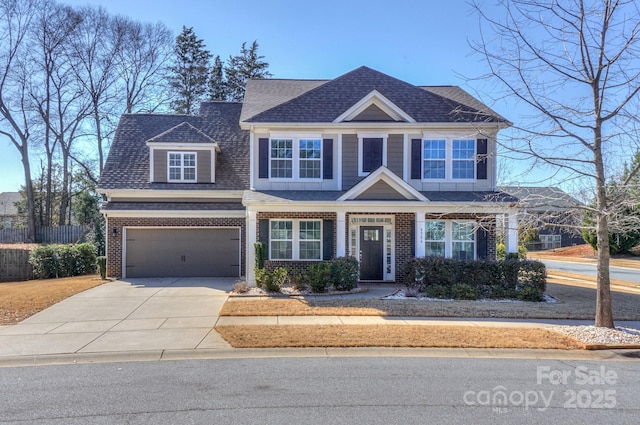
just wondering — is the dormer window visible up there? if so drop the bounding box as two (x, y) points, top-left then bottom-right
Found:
(168, 152), (197, 182)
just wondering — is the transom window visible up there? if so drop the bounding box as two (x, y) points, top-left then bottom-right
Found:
(270, 138), (322, 180)
(425, 220), (475, 260)
(422, 138), (476, 180)
(168, 152), (196, 182)
(270, 219), (322, 260)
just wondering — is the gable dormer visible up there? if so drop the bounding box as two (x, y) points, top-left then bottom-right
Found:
(333, 90), (416, 123)
(145, 122), (221, 184)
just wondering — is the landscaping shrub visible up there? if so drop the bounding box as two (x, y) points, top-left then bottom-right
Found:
(254, 242), (266, 269)
(497, 243), (527, 260)
(330, 256), (359, 291)
(97, 256), (107, 279)
(402, 256), (546, 301)
(254, 268), (268, 289)
(403, 257), (425, 296)
(308, 262), (331, 293)
(450, 283), (478, 300)
(264, 267), (288, 293)
(29, 243), (98, 279)
(233, 280), (251, 293)
(424, 284), (450, 299)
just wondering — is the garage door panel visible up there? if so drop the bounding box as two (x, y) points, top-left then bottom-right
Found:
(125, 228), (239, 278)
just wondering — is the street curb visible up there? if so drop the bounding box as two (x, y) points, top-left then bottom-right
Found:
(1, 346), (638, 368)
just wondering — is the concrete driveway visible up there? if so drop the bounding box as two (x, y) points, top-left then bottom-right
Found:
(0, 277), (235, 358)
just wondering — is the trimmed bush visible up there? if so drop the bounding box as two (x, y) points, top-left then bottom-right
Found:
(330, 256), (359, 291)
(97, 256), (107, 279)
(254, 268), (268, 289)
(402, 257), (546, 301)
(265, 267), (288, 293)
(308, 262), (331, 293)
(450, 283), (478, 300)
(424, 284), (450, 299)
(254, 242), (266, 269)
(29, 243), (98, 279)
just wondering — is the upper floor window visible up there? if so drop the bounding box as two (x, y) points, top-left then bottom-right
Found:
(168, 152), (196, 182)
(421, 138), (475, 180)
(452, 140), (475, 179)
(270, 138), (322, 180)
(423, 140), (446, 179)
(360, 137), (383, 174)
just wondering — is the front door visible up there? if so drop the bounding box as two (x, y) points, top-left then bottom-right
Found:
(360, 226), (384, 280)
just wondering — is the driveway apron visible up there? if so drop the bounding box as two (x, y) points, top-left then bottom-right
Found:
(0, 277), (235, 357)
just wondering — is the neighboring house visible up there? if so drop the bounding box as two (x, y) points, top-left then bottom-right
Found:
(98, 66), (519, 283)
(0, 192), (20, 229)
(499, 186), (585, 249)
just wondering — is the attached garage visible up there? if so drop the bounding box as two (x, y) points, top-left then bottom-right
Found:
(124, 228), (240, 278)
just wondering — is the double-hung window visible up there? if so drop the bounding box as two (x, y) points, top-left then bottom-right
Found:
(421, 138), (476, 180)
(423, 140), (446, 179)
(425, 221), (475, 260)
(168, 152), (196, 182)
(270, 219), (322, 260)
(452, 140), (475, 179)
(452, 222), (475, 260)
(425, 221), (446, 256)
(270, 138), (322, 179)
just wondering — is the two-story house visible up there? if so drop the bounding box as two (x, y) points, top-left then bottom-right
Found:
(98, 66), (519, 283)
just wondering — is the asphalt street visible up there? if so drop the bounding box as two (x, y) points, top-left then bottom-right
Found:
(541, 259), (640, 283)
(1, 356), (639, 424)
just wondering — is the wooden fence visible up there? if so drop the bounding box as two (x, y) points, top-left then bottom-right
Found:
(0, 249), (33, 282)
(0, 225), (88, 244)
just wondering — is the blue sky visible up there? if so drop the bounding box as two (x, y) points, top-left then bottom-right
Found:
(0, 0), (513, 193)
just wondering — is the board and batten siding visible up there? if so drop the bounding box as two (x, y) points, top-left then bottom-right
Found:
(152, 149), (211, 183)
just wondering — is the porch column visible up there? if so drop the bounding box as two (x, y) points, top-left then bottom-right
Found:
(415, 212), (425, 257)
(506, 209), (518, 253)
(336, 211), (346, 257)
(247, 210), (257, 284)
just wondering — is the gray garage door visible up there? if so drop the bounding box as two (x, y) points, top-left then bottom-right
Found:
(125, 228), (240, 278)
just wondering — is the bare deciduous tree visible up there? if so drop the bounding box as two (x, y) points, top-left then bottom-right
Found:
(472, 0), (640, 327)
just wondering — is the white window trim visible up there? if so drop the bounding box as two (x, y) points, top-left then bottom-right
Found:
(168, 151), (197, 182)
(424, 220), (476, 260)
(358, 133), (388, 176)
(420, 137), (477, 182)
(269, 219), (323, 261)
(268, 137), (323, 182)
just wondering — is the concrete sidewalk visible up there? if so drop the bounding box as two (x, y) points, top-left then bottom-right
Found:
(1, 279), (639, 366)
(0, 277), (235, 358)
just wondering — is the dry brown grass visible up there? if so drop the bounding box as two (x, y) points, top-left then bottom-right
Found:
(215, 325), (585, 349)
(0, 275), (107, 325)
(221, 299), (387, 316)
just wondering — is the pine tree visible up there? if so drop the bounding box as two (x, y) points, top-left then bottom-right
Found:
(208, 55), (227, 101)
(225, 40), (271, 102)
(169, 26), (212, 114)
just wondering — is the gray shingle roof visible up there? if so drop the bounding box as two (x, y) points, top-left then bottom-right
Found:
(146, 122), (217, 144)
(498, 186), (581, 210)
(244, 190), (517, 203)
(241, 66), (507, 124)
(103, 202), (245, 211)
(99, 102), (249, 191)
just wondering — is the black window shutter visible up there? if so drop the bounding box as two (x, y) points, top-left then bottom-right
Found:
(258, 138), (269, 178)
(411, 139), (422, 179)
(476, 228), (488, 260)
(323, 139), (333, 179)
(410, 219), (416, 257)
(323, 219), (334, 260)
(363, 138), (383, 172)
(259, 219), (270, 260)
(476, 138), (488, 180)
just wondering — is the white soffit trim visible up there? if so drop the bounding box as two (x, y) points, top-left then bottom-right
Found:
(98, 189), (246, 199)
(333, 90), (416, 124)
(337, 166), (428, 202)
